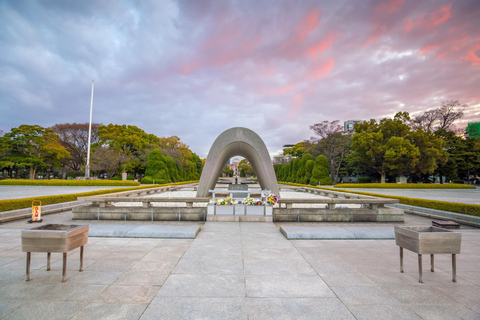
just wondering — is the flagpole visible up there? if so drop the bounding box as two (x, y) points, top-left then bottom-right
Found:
(85, 80), (94, 179)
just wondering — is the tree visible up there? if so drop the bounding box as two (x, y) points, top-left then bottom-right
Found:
(436, 100), (467, 131)
(434, 129), (463, 182)
(310, 155), (332, 185)
(309, 120), (343, 139)
(97, 124), (159, 176)
(1, 125), (70, 179)
(90, 146), (126, 178)
(409, 129), (447, 182)
(283, 142), (308, 157)
(51, 122), (101, 171)
(350, 115), (420, 183)
(143, 148), (170, 183)
(222, 165), (233, 177)
(238, 159), (254, 177)
(410, 100), (467, 132)
(309, 120), (351, 183)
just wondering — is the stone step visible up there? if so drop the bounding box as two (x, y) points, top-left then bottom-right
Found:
(280, 225), (396, 240)
(88, 224), (201, 238)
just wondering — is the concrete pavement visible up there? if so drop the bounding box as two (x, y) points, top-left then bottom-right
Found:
(0, 211), (479, 319)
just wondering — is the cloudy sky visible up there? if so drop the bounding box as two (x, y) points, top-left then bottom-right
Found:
(1, 0), (479, 158)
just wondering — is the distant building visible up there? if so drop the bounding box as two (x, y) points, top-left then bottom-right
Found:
(344, 120), (363, 133)
(228, 158), (240, 176)
(282, 144), (295, 151)
(466, 122), (480, 138)
(273, 155), (297, 165)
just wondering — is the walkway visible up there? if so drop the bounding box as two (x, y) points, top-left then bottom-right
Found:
(0, 185), (135, 201)
(332, 187), (480, 204)
(0, 214), (479, 319)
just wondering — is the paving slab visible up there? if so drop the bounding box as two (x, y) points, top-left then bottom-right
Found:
(280, 225), (395, 239)
(1, 214), (479, 319)
(88, 224), (201, 239)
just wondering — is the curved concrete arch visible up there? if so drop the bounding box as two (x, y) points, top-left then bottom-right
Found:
(196, 127), (279, 197)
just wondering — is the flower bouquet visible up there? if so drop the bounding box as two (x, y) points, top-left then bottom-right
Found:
(245, 197), (265, 206)
(214, 197), (234, 205)
(266, 194), (278, 206)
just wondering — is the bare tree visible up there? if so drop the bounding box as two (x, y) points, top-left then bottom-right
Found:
(411, 110), (439, 131)
(309, 120), (351, 183)
(410, 100), (467, 132)
(51, 123), (101, 171)
(309, 120), (344, 140)
(90, 146), (126, 178)
(436, 100), (467, 131)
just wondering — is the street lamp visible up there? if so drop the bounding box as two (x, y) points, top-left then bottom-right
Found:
(465, 131), (470, 185)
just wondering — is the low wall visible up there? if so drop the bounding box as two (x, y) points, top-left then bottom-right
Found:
(72, 184), (404, 223)
(273, 207), (404, 222)
(72, 206), (206, 221)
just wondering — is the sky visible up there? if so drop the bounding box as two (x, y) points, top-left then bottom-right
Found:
(1, 0), (479, 158)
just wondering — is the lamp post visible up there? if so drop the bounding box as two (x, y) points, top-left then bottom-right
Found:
(465, 131), (470, 185)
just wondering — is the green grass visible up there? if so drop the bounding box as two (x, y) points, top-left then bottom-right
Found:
(0, 180), (198, 212)
(333, 183), (475, 189)
(279, 182), (480, 217)
(0, 179), (140, 186)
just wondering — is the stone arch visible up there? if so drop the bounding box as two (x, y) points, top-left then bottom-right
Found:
(196, 127), (279, 197)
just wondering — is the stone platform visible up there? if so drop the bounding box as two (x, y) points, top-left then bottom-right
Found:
(280, 225), (396, 239)
(88, 224), (201, 238)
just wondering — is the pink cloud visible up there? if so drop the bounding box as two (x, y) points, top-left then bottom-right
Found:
(374, 0), (404, 14)
(460, 40), (480, 65)
(419, 44), (438, 55)
(281, 8), (321, 50)
(306, 32), (337, 60)
(428, 4), (452, 27)
(404, 3), (452, 33)
(288, 93), (304, 119)
(365, 0), (404, 46)
(307, 58), (335, 80)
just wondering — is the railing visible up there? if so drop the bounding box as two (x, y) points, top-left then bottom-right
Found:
(277, 198), (398, 209)
(77, 196), (210, 208)
(208, 189), (270, 200)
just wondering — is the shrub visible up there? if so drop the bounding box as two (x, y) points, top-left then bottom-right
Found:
(66, 171), (83, 179)
(358, 177), (372, 183)
(140, 176), (153, 184)
(311, 155), (331, 185)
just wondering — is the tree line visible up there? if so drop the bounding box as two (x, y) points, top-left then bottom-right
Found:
(276, 100), (479, 184)
(0, 123), (203, 182)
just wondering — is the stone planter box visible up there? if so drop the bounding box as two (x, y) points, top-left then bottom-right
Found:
(394, 226), (461, 283)
(246, 205), (264, 216)
(21, 224), (89, 282)
(214, 205), (235, 215)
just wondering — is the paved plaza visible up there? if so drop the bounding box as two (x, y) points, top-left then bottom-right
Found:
(0, 209), (479, 319)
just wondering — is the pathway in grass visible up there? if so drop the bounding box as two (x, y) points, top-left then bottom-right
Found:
(333, 187), (480, 205)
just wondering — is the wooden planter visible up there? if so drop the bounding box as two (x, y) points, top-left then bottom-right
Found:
(21, 224), (89, 282)
(394, 226), (461, 283)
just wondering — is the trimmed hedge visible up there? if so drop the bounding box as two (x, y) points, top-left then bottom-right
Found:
(0, 180), (199, 212)
(333, 183), (475, 189)
(0, 179), (140, 186)
(279, 182), (480, 217)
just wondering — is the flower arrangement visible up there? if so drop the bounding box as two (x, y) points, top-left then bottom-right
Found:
(244, 198), (265, 206)
(266, 194), (278, 206)
(214, 197), (234, 205)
